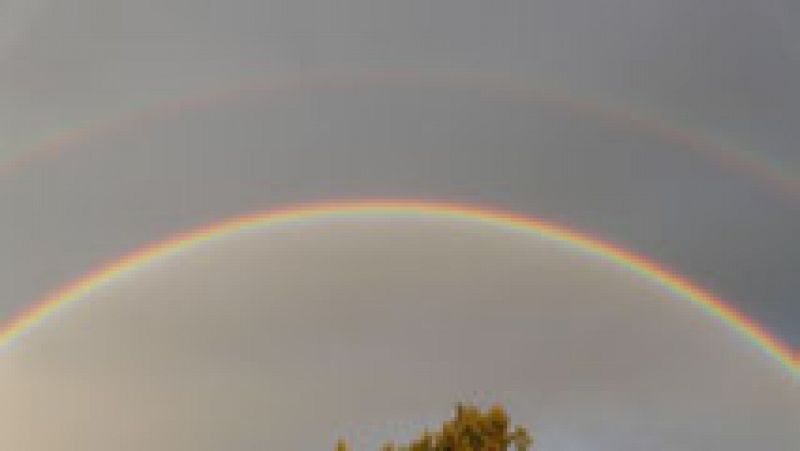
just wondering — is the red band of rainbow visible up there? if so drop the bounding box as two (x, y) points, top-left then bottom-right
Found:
(1, 199), (796, 377)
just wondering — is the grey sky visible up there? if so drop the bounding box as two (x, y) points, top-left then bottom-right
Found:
(0, 1), (797, 448)
(1, 220), (795, 449)
(1, 78), (797, 344)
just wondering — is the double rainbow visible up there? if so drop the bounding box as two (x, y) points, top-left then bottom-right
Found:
(1, 199), (796, 377)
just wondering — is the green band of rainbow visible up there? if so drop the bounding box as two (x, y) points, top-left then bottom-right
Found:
(1, 199), (796, 376)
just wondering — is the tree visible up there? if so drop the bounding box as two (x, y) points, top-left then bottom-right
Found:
(336, 403), (533, 450)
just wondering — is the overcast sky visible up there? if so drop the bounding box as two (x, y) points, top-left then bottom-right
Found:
(1, 220), (795, 449)
(0, 1), (797, 448)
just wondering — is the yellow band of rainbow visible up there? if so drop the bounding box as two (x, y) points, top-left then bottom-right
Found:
(1, 199), (796, 376)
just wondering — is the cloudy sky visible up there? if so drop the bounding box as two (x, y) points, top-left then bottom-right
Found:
(1, 219), (796, 449)
(0, 1), (797, 449)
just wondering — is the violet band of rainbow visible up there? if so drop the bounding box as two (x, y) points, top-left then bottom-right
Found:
(1, 199), (796, 377)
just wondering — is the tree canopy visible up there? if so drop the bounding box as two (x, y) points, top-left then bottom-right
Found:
(336, 403), (533, 451)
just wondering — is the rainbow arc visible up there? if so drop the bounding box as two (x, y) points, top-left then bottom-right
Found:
(1, 199), (795, 377)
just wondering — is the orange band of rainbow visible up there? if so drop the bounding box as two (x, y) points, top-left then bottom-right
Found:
(1, 199), (796, 377)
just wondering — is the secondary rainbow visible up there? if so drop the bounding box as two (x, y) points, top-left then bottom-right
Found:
(1, 199), (796, 377)
(1, 71), (797, 197)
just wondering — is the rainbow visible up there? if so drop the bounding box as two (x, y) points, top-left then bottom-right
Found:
(0, 199), (796, 377)
(1, 71), (797, 197)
